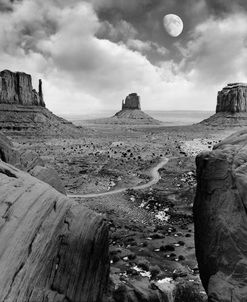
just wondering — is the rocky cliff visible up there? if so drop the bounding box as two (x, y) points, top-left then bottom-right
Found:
(0, 70), (45, 107)
(194, 129), (247, 301)
(0, 70), (83, 137)
(0, 160), (109, 302)
(0, 131), (66, 194)
(201, 83), (247, 126)
(122, 93), (141, 110)
(216, 83), (247, 113)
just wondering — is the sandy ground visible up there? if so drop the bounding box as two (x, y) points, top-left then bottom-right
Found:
(8, 122), (240, 299)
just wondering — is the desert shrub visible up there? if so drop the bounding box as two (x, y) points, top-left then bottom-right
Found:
(150, 265), (161, 279)
(137, 260), (150, 271)
(174, 283), (205, 302)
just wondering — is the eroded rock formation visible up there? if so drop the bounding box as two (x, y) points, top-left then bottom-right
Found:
(122, 93), (141, 110)
(0, 70), (45, 107)
(216, 83), (247, 113)
(0, 160), (109, 302)
(110, 93), (161, 124)
(201, 83), (247, 126)
(0, 70), (82, 136)
(194, 129), (247, 301)
(0, 132), (66, 194)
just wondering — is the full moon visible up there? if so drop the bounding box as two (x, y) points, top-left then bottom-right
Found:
(163, 14), (183, 37)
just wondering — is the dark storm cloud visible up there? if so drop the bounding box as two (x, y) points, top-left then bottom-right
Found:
(1, 0), (247, 113)
(91, 0), (211, 63)
(0, 0), (15, 12)
(205, 0), (247, 15)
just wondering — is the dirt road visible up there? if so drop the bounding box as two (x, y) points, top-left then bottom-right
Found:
(68, 158), (169, 198)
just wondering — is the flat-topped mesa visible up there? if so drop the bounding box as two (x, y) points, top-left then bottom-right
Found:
(216, 82), (247, 113)
(122, 93), (141, 110)
(0, 70), (45, 107)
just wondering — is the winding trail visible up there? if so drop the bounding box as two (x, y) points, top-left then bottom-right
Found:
(68, 158), (169, 199)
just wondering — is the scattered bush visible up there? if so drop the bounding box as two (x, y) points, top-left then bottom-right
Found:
(160, 244), (175, 252)
(150, 265), (161, 279)
(174, 283), (205, 302)
(137, 260), (150, 271)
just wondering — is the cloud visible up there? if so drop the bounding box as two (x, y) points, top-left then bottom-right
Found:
(0, 0), (14, 12)
(0, 0), (247, 115)
(0, 0), (181, 114)
(177, 13), (247, 85)
(97, 20), (137, 43)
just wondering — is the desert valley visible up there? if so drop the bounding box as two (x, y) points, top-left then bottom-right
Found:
(0, 69), (247, 301)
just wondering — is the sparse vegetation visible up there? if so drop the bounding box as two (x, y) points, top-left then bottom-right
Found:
(174, 283), (205, 302)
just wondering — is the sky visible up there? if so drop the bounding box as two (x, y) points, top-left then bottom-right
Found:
(0, 0), (247, 115)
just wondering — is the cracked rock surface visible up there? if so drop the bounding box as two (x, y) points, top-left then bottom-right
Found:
(194, 129), (247, 302)
(0, 161), (109, 302)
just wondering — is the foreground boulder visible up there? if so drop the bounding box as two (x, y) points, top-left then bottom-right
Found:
(0, 160), (109, 302)
(0, 132), (20, 165)
(0, 132), (66, 194)
(194, 129), (247, 301)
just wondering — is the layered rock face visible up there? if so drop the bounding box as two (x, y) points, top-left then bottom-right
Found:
(216, 83), (247, 113)
(0, 132), (20, 165)
(0, 70), (45, 107)
(201, 83), (247, 126)
(0, 70), (82, 136)
(194, 129), (247, 301)
(109, 93), (161, 125)
(122, 93), (141, 110)
(0, 132), (66, 194)
(0, 160), (109, 302)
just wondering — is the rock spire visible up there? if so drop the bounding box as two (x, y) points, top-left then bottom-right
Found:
(0, 70), (45, 107)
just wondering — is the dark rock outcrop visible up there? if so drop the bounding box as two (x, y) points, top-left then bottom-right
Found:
(122, 93), (141, 110)
(201, 83), (247, 127)
(194, 129), (247, 301)
(0, 132), (66, 194)
(216, 83), (247, 113)
(0, 70), (45, 107)
(0, 160), (109, 302)
(30, 165), (66, 194)
(0, 132), (20, 165)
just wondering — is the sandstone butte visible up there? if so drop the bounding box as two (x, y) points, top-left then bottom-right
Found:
(194, 129), (247, 301)
(0, 70), (82, 136)
(113, 93), (161, 124)
(201, 83), (247, 126)
(0, 154), (109, 301)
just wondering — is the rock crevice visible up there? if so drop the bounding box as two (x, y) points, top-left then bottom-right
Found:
(0, 161), (109, 302)
(194, 129), (247, 301)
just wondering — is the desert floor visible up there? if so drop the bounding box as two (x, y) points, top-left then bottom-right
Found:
(9, 121), (239, 298)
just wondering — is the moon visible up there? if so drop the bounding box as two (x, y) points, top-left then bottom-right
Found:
(163, 14), (183, 37)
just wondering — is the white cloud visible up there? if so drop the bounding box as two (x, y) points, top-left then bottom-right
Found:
(0, 0), (247, 115)
(178, 13), (247, 85)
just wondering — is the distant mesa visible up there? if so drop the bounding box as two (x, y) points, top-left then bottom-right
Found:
(0, 70), (45, 107)
(121, 93), (141, 110)
(216, 83), (247, 113)
(201, 82), (247, 126)
(113, 93), (161, 125)
(0, 69), (82, 136)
